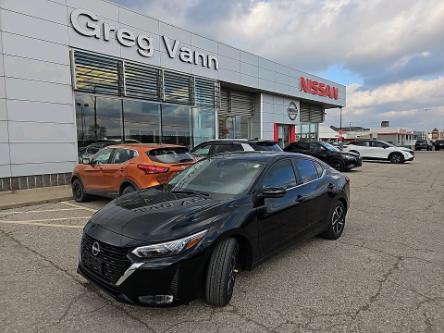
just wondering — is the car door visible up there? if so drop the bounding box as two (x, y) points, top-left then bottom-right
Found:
(101, 148), (138, 195)
(351, 141), (371, 157)
(370, 141), (390, 158)
(82, 148), (113, 192)
(293, 158), (328, 226)
(256, 159), (308, 255)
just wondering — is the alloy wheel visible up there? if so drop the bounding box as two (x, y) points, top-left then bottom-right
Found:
(391, 154), (402, 164)
(331, 205), (345, 234)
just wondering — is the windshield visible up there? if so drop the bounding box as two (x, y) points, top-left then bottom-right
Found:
(168, 159), (265, 195)
(319, 142), (340, 152)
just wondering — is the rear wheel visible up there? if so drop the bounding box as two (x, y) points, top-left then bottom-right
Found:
(72, 178), (90, 202)
(321, 201), (346, 240)
(121, 184), (136, 196)
(389, 152), (404, 164)
(205, 238), (239, 307)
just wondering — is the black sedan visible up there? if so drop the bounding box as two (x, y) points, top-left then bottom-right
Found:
(284, 141), (362, 171)
(78, 152), (350, 307)
(434, 140), (444, 151)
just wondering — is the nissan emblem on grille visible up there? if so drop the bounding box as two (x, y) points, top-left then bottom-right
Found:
(91, 241), (100, 256)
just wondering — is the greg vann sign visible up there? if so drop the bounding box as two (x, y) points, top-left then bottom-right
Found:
(70, 9), (219, 70)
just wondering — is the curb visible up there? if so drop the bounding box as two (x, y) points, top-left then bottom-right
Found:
(0, 196), (73, 211)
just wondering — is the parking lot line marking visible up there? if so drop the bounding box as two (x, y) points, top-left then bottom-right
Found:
(0, 217), (89, 223)
(62, 201), (98, 213)
(0, 220), (83, 229)
(0, 208), (83, 216)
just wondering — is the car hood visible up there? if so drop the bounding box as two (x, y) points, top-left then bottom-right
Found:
(86, 188), (233, 244)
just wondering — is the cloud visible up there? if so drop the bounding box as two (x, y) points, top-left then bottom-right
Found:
(326, 77), (444, 130)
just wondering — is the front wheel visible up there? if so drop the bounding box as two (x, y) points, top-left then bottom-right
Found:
(205, 238), (239, 307)
(72, 179), (90, 202)
(331, 159), (345, 172)
(321, 201), (346, 240)
(389, 152), (404, 164)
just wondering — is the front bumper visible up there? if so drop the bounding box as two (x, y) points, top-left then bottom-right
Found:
(78, 236), (211, 306)
(344, 157), (362, 170)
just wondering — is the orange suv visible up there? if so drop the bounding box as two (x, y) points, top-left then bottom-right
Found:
(71, 144), (195, 202)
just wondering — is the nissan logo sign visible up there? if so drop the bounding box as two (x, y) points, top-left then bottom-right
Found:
(91, 241), (100, 256)
(287, 102), (298, 121)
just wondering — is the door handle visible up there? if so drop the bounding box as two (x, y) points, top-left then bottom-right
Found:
(296, 195), (305, 203)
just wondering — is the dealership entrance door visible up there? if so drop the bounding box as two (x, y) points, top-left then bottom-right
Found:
(274, 124), (295, 148)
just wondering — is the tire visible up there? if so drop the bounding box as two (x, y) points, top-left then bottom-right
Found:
(205, 238), (239, 307)
(72, 178), (90, 202)
(121, 184), (136, 196)
(331, 159), (345, 172)
(321, 201), (346, 240)
(389, 152), (404, 164)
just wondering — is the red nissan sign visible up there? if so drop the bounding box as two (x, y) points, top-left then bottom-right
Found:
(299, 77), (339, 100)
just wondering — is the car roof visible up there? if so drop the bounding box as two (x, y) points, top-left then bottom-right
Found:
(210, 151), (315, 162)
(106, 143), (186, 150)
(196, 139), (277, 145)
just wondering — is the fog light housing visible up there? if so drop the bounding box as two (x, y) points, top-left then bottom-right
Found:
(138, 295), (174, 305)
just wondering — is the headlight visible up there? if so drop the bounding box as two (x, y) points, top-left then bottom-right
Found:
(132, 230), (207, 259)
(344, 155), (356, 160)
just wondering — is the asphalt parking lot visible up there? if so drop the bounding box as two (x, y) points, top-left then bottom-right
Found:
(1, 152), (443, 333)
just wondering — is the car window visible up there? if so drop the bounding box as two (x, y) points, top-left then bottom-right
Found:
(250, 142), (282, 152)
(295, 159), (319, 183)
(148, 147), (194, 164)
(92, 148), (113, 164)
(309, 142), (321, 150)
(314, 162), (324, 177)
(354, 141), (369, 147)
(262, 160), (297, 189)
(213, 144), (243, 154)
(192, 144), (211, 158)
(112, 149), (137, 164)
(371, 141), (386, 148)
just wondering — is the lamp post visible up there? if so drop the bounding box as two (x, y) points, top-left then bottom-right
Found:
(339, 107), (343, 147)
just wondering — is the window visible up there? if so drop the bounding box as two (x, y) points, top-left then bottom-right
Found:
(309, 142), (322, 150)
(263, 160), (297, 189)
(295, 159), (319, 183)
(123, 100), (161, 144)
(251, 142), (282, 152)
(192, 144), (211, 158)
(314, 162), (324, 177)
(161, 104), (192, 146)
(148, 147), (194, 164)
(213, 144), (243, 154)
(112, 149), (137, 164)
(371, 141), (387, 148)
(92, 148), (113, 164)
(354, 141), (369, 147)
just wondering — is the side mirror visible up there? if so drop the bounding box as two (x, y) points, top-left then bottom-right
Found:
(82, 157), (92, 164)
(262, 186), (287, 198)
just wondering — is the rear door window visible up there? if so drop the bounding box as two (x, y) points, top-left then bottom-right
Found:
(148, 147), (194, 164)
(212, 144), (243, 154)
(294, 159), (319, 183)
(112, 149), (137, 164)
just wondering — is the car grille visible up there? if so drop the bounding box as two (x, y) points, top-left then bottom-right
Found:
(80, 234), (131, 285)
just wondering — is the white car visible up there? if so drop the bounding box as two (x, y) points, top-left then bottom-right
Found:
(342, 140), (414, 164)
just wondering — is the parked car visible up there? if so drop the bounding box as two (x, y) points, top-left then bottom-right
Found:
(284, 141), (362, 171)
(71, 144), (195, 201)
(414, 140), (433, 151)
(78, 152), (350, 307)
(342, 140), (414, 163)
(190, 139), (282, 159)
(434, 140), (444, 151)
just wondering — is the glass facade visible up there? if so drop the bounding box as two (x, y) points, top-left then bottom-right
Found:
(73, 50), (217, 156)
(297, 123), (319, 141)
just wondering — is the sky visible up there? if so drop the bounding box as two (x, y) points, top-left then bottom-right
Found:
(112, 0), (444, 131)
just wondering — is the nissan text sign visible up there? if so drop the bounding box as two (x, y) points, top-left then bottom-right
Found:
(299, 77), (339, 100)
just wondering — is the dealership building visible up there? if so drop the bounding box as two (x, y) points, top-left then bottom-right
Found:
(0, 0), (346, 191)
